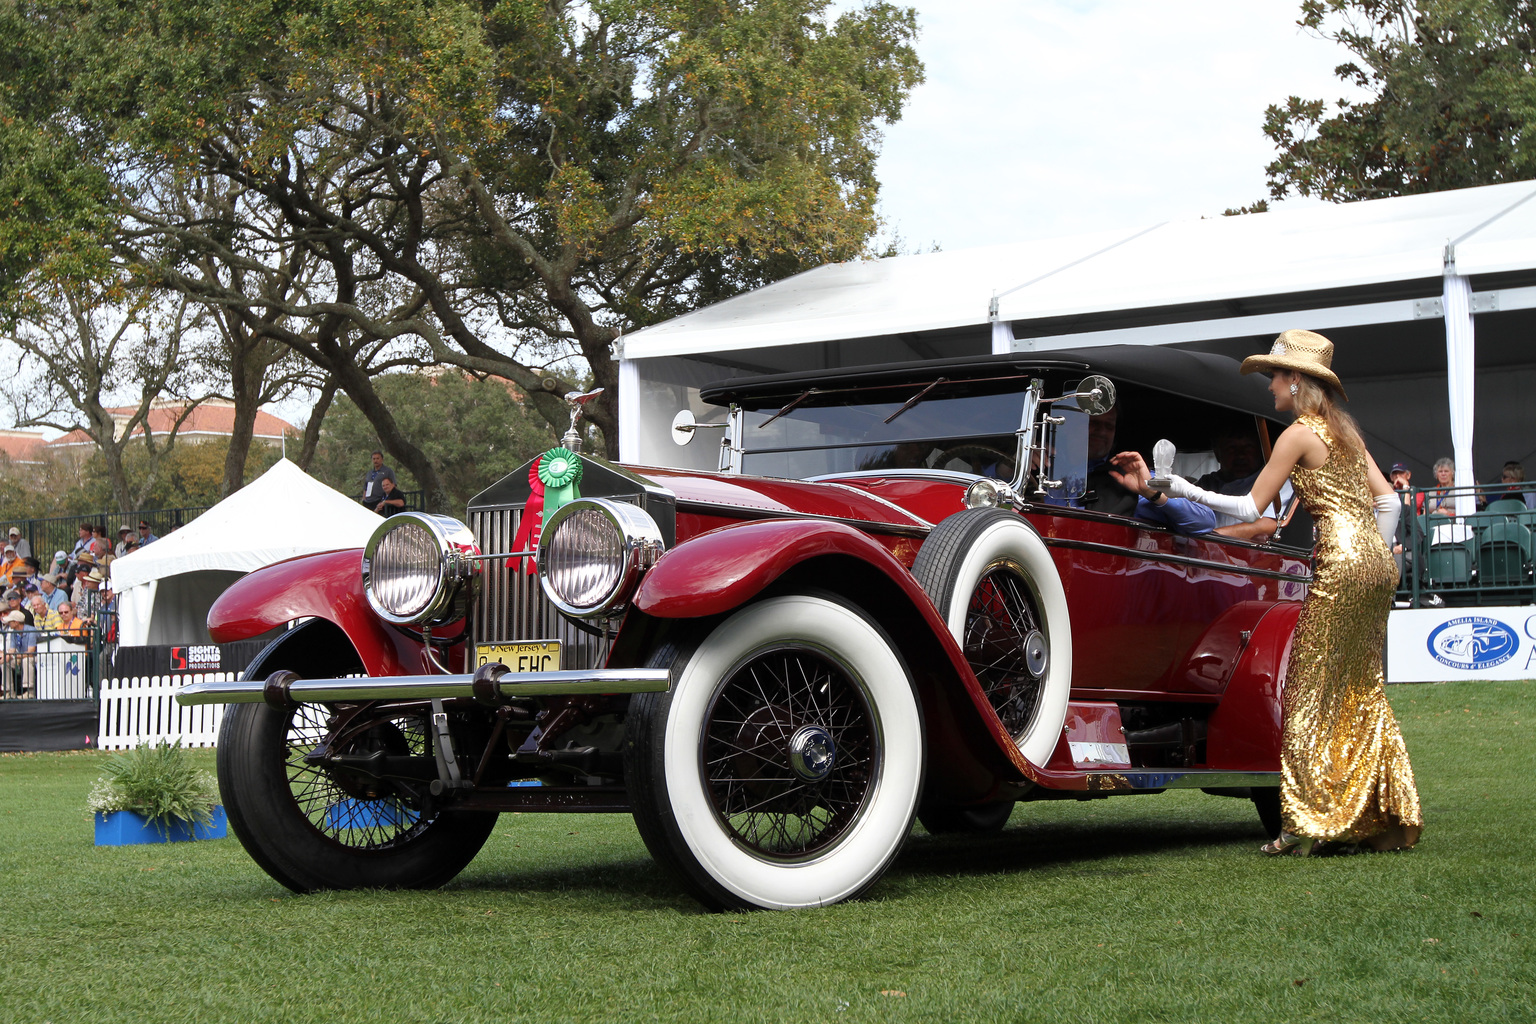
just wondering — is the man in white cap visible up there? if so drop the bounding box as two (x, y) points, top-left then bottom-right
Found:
(2, 608), (37, 698)
(114, 525), (134, 558)
(36, 573), (66, 613)
(7, 527), (30, 561)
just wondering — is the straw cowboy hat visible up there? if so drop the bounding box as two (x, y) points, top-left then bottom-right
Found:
(1240, 329), (1347, 400)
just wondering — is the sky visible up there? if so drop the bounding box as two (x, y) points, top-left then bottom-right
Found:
(865, 0), (1360, 251)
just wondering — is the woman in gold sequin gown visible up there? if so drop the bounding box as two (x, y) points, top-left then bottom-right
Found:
(1168, 330), (1423, 855)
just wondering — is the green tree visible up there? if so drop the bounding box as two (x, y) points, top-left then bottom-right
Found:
(1, 0), (924, 503)
(308, 370), (557, 510)
(1262, 1), (1536, 202)
(0, 277), (207, 514)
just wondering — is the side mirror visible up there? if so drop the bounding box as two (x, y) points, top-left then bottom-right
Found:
(1074, 375), (1116, 416)
(671, 409), (700, 447)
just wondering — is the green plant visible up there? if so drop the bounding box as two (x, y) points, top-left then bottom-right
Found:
(84, 740), (218, 834)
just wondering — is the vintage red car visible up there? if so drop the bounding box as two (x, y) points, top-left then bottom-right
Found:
(182, 345), (1313, 910)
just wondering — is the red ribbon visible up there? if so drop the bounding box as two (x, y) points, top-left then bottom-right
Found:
(508, 457), (545, 574)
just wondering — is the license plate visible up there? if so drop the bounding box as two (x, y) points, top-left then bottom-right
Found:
(475, 641), (561, 674)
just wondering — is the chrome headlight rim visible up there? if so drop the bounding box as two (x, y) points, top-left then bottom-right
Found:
(537, 498), (665, 619)
(362, 512), (479, 627)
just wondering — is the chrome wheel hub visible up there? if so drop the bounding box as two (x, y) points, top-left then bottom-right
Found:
(787, 725), (837, 782)
(1022, 628), (1048, 679)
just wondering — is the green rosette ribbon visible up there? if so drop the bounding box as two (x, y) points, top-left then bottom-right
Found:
(538, 447), (583, 515)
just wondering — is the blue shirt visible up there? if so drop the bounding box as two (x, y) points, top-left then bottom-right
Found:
(1134, 496), (1218, 535)
(8, 625), (37, 654)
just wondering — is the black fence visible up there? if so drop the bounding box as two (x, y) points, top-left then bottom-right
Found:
(3, 628), (103, 701)
(0, 626), (277, 704)
(1398, 482), (1536, 608)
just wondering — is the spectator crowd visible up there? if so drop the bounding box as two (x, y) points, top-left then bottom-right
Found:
(1, 519), (158, 698)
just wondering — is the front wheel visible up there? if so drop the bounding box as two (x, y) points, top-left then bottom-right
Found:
(626, 594), (925, 911)
(217, 701), (497, 893)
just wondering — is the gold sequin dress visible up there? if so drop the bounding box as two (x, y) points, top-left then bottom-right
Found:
(1282, 414), (1422, 846)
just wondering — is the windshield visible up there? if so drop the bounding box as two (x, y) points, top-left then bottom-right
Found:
(737, 377), (1035, 479)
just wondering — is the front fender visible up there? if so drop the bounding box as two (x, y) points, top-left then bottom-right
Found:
(631, 517), (1044, 789)
(207, 548), (426, 678)
(634, 519), (922, 619)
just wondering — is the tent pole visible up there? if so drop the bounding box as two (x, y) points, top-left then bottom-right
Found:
(1442, 247), (1477, 517)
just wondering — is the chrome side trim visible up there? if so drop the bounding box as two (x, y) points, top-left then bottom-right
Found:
(674, 499), (931, 538)
(1043, 536), (1312, 584)
(1083, 770), (1280, 791)
(176, 668), (672, 706)
(807, 469), (981, 485)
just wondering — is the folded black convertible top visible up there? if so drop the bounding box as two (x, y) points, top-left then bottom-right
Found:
(699, 344), (1278, 422)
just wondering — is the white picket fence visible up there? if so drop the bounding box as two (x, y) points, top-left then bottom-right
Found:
(97, 674), (230, 750)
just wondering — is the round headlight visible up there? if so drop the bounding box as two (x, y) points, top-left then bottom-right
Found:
(537, 498), (664, 618)
(362, 513), (479, 626)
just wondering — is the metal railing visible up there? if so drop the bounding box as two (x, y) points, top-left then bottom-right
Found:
(1397, 482), (1536, 608)
(3, 626), (105, 701)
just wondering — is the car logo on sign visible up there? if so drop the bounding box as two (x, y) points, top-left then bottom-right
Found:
(1426, 616), (1519, 670)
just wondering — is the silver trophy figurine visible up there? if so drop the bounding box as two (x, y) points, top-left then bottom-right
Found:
(1149, 439), (1176, 490)
(560, 388), (604, 454)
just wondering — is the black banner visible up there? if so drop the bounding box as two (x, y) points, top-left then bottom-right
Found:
(110, 641), (270, 679)
(0, 701), (97, 752)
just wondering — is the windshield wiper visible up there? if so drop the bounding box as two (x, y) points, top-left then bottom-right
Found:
(759, 389), (817, 429)
(883, 377), (948, 424)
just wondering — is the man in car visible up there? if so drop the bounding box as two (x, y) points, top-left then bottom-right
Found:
(1196, 425), (1289, 542)
(1085, 406), (1138, 515)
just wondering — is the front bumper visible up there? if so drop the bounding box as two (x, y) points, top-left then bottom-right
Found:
(176, 666), (672, 707)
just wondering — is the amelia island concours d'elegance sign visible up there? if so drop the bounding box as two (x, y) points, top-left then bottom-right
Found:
(1387, 607), (1536, 682)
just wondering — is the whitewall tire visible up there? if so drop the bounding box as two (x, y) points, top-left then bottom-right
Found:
(626, 594), (924, 911)
(910, 508), (1072, 769)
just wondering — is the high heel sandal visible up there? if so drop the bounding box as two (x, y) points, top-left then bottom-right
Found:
(1259, 831), (1315, 857)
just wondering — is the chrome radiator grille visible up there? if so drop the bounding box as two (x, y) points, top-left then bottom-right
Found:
(469, 505), (613, 671)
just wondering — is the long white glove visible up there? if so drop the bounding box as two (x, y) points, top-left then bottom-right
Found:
(1374, 493), (1400, 548)
(1163, 475), (1261, 523)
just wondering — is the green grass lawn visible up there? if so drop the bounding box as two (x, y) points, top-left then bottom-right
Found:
(0, 679), (1531, 1023)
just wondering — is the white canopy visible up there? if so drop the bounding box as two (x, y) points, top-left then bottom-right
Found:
(113, 459), (383, 646)
(618, 180), (1536, 489)
(621, 180), (1536, 360)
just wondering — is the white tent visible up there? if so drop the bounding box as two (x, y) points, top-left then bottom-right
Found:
(617, 180), (1536, 495)
(111, 459), (384, 646)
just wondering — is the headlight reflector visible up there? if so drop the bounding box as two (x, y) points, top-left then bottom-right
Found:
(362, 513), (478, 625)
(538, 498), (664, 618)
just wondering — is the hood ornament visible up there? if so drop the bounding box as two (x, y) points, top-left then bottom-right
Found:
(561, 388), (604, 454)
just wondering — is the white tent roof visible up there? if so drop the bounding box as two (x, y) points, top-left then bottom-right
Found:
(621, 179), (1536, 359)
(110, 459), (382, 592)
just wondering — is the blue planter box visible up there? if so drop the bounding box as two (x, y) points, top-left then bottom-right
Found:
(323, 799), (416, 830)
(94, 807), (228, 846)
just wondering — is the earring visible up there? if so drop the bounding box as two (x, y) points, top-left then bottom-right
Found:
(1289, 381), (1298, 397)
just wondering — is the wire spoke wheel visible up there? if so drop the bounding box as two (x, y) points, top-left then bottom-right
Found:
(701, 646), (876, 859)
(218, 694), (497, 893)
(282, 704), (428, 850)
(910, 508), (1071, 769)
(964, 562), (1048, 741)
(626, 593), (924, 910)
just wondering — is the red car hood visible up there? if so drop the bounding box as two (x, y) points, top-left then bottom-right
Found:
(631, 467), (939, 534)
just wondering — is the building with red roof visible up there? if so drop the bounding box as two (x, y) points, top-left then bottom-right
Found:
(46, 400), (297, 451)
